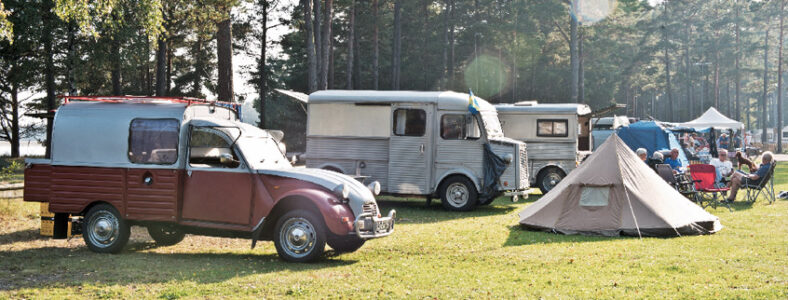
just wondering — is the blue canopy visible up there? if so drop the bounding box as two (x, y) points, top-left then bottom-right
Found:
(616, 121), (688, 166)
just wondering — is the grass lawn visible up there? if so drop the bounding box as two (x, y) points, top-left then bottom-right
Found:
(1, 168), (786, 299)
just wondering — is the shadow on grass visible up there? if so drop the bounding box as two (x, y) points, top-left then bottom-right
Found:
(374, 195), (524, 224)
(0, 228), (46, 246)
(0, 244), (357, 291)
(502, 225), (630, 247)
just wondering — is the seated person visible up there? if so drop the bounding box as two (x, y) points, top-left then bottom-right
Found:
(710, 149), (734, 188)
(636, 148), (648, 162)
(725, 151), (774, 202)
(664, 148), (683, 173)
(647, 152), (664, 172)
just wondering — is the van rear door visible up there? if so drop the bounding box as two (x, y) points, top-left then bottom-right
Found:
(388, 104), (433, 194)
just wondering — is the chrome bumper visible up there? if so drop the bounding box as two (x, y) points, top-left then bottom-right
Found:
(353, 209), (396, 239)
(504, 189), (533, 202)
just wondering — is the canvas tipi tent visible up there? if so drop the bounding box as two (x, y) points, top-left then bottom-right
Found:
(518, 134), (722, 237)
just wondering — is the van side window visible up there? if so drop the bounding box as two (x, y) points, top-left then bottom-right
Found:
(393, 109), (426, 136)
(441, 114), (481, 140)
(189, 127), (240, 168)
(128, 119), (180, 164)
(537, 119), (569, 137)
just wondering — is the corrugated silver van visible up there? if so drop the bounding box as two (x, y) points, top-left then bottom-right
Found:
(495, 102), (592, 194)
(304, 90), (530, 211)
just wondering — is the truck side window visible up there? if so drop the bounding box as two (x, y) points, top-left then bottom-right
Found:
(441, 114), (481, 140)
(537, 119), (569, 137)
(189, 127), (240, 168)
(393, 109), (426, 136)
(128, 119), (180, 164)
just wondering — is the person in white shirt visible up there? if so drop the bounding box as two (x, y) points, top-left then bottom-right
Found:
(710, 149), (733, 188)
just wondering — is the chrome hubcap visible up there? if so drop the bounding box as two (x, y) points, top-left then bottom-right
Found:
(447, 182), (469, 207)
(88, 211), (119, 248)
(542, 173), (563, 192)
(280, 217), (316, 258)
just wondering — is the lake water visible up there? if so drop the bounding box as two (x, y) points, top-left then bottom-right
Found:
(0, 140), (46, 157)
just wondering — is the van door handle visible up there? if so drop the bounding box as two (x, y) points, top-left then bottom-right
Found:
(420, 144), (425, 153)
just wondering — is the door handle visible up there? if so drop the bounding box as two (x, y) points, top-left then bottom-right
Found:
(187, 170), (192, 177)
(420, 144), (425, 153)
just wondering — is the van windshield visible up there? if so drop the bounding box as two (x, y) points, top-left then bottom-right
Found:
(235, 124), (292, 169)
(480, 111), (505, 139)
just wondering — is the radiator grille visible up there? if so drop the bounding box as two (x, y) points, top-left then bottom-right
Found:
(519, 144), (529, 189)
(362, 203), (378, 215)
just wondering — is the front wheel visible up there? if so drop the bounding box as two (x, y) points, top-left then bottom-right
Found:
(440, 176), (478, 211)
(83, 204), (130, 254)
(537, 168), (566, 194)
(147, 224), (186, 246)
(273, 209), (327, 262)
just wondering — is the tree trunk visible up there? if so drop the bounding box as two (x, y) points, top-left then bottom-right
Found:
(779, 0), (785, 152)
(329, 30), (335, 88)
(662, 2), (673, 122)
(66, 22), (76, 95)
(570, 4), (578, 103)
(578, 28), (584, 104)
(217, 16), (234, 102)
(735, 0), (742, 124)
(346, 0), (355, 89)
(512, 8), (518, 102)
(373, 0), (379, 89)
(193, 36), (204, 96)
(391, 0), (402, 90)
(166, 43), (173, 94)
(42, 0), (56, 159)
(321, 0), (333, 90)
(111, 36), (122, 95)
(763, 27), (770, 144)
(10, 81), (19, 158)
(448, 0), (455, 89)
(155, 37), (167, 96)
(353, 8), (361, 90)
(259, 0), (269, 128)
(313, 0), (322, 80)
(303, 0), (317, 92)
(686, 23), (693, 120)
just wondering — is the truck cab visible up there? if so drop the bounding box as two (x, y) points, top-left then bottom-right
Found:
(24, 98), (394, 262)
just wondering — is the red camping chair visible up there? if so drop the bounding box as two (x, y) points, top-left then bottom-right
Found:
(689, 164), (732, 212)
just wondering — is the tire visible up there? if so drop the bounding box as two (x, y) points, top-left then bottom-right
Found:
(440, 176), (478, 211)
(147, 224), (186, 246)
(273, 209), (327, 262)
(537, 168), (566, 194)
(328, 236), (366, 253)
(82, 204), (130, 254)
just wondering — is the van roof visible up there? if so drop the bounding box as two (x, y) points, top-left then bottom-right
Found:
(495, 103), (592, 115)
(308, 90), (495, 111)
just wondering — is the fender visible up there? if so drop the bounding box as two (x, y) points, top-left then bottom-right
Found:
(263, 187), (355, 237)
(433, 167), (482, 193)
(532, 162), (572, 184)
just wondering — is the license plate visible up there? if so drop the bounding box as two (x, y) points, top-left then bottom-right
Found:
(376, 220), (391, 232)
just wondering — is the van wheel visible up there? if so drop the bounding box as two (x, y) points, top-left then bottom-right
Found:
(274, 209), (326, 262)
(537, 168), (566, 194)
(328, 236), (366, 253)
(147, 224), (186, 246)
(83, 204), (130, 254)
(440, 176), (478, 211)
(322, 166), (343, 174)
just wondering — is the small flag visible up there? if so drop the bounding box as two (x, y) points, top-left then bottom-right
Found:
(468, 89), (480, 115)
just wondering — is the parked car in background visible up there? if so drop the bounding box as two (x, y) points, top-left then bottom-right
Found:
(24, 97), (394, 262)
(495, 101), (592, 194)
(591, 116), (630, 150)
(302, 90), (531, 211)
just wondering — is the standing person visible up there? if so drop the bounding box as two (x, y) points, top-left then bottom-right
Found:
(717, 133), (730, 150)
(664, 148), (683, 173)
(725, 151), (774, 202)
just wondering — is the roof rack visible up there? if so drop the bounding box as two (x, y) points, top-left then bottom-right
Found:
(61, 95), (241, 109)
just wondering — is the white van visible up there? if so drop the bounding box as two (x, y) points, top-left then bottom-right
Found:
(495, 102), (592, 194)
(303, 90), (530, 211)
(591, 116), (630, 150)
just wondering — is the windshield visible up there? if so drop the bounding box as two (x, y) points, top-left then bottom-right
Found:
(235, 124), (292, 169)
(480, 111), (505, 139)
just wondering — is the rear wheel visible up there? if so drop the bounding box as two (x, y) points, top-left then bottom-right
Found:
(537, 168), (566, 194)
(273, 209), (326, 262)
(147, 224), (186, 246)
(440, 176), (478, 211)
(83, 204), (130, 254)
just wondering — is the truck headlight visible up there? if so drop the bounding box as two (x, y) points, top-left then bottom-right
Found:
(333, 184), (349, 199)
(367, 181), (381, 195)
(503, 154), (514, 164)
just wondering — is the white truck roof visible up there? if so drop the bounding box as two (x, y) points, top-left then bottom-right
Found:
(308, 90), (496, 112)
(495, 102), (592, 115)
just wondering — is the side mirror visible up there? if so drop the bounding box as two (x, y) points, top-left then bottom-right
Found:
(220, 153), (236, 167)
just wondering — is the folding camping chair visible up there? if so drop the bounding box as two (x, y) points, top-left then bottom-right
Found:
(689, 164), (731, 212)
(742, 162), (777, 204)
(656, 164), (697, 201)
